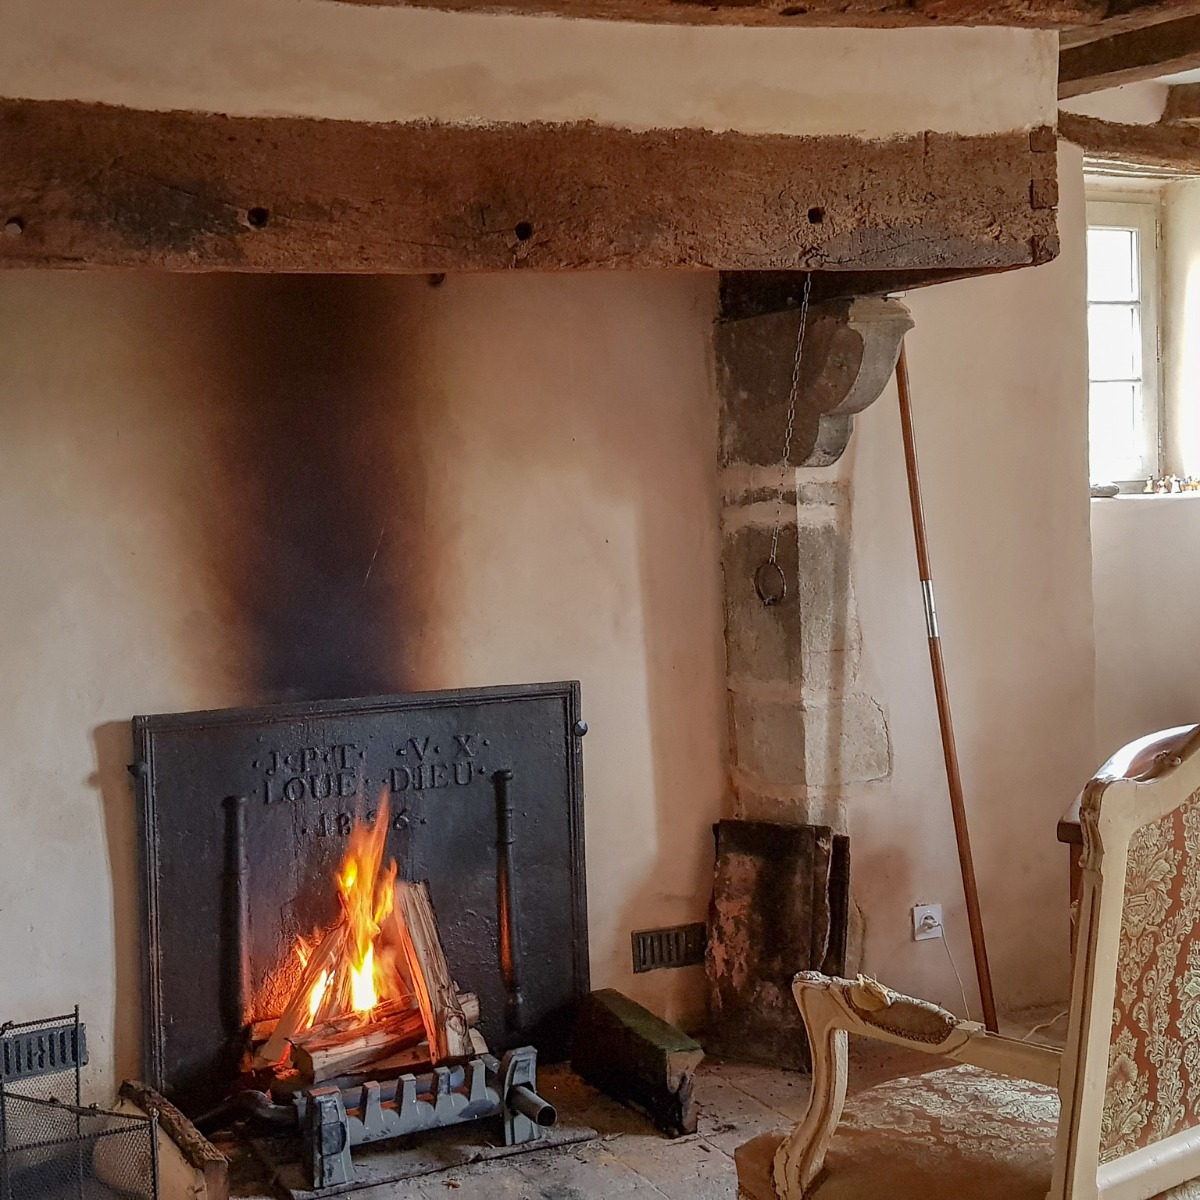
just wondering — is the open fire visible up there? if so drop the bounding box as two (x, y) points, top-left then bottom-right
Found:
(252, 797), (473, 1083)
(232, 793), (558, 1192)
(295, 799), (404, 1031)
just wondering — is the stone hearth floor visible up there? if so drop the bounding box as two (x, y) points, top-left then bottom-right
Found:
(323, 1058), (812, 1200)
(238, 1048), (938, 1200)
(235, 1008), (1067, 1200)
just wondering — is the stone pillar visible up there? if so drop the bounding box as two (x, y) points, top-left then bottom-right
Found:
(716, 295), (913, 831)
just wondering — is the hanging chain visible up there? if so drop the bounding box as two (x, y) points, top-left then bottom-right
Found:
(768, 272), (813, 565)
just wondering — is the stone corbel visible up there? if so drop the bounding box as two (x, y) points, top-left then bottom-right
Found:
(716, 295), (914, 468)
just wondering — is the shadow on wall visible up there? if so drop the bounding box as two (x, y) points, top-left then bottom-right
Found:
(189, 274), (447, 703)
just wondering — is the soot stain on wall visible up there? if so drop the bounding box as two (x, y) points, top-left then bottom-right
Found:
(194, 275), (439, 702)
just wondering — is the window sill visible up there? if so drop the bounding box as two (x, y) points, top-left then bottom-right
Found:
(1091, 491), (1200, 503)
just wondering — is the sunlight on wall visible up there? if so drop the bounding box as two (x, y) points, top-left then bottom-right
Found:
(1164, 180), (1200, 477)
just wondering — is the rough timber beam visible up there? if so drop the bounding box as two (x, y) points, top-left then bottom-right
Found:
(1058, 110), (1200, 171)
(327, 0), (1198, 28)
(1059, 13), (1200, 97)
(0, 99), (1059, 275)
(1060, 2), (1200, 45)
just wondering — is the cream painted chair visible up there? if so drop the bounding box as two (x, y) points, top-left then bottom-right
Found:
(773, 725), (1200, 1200)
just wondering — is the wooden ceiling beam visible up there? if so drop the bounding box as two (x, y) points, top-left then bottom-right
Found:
(327, 0), (1198, 29)
(1059, 13), (1200, 97)
(0, 99), (1058, 276)
(1058, 110), (1200, 170)
(1060, 1), (1200, 47)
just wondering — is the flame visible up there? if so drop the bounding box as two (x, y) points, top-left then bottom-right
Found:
(291, 798), (405, 1032)
(308, 969), (330, 1020)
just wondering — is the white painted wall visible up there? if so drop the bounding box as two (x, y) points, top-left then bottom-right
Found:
(830, 144), (1097, 1015)
(1092, 496), (1200, 758)
(1061, 80), (1168, 125)
(0, 0), (1054, 136)
(1091, 178), (1200, 761)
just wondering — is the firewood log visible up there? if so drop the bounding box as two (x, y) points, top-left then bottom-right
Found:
(253, 923), (346, 1068)
(390, 881), (472, 1061)
(289, 1008), (426, 1083)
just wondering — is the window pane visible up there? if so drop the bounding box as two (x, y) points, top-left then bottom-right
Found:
(1088, 227), (1139, 302)
(1089, 381), (1142, 482)
(1088, 303), (1141, 381)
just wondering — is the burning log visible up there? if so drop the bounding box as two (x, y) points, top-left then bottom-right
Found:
(392, 880), (473, 1061)
(253, 923), (347, 1068)
(289, 1004), (425, 1083)
(247, 991), (478, 1055)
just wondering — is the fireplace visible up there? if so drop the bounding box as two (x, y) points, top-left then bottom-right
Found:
(128, 682), (589, 1187)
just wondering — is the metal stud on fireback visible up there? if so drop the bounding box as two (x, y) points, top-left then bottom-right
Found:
(754, 272), (812, 608)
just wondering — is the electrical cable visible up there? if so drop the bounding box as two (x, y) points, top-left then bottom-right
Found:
(1021, 1009), (1070, 1043)
(926, 917), (972, 1022)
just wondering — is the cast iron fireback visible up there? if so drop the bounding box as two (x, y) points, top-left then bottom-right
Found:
(131, 682), (588, 1113)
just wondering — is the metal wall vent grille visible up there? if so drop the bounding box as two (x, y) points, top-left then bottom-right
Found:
(631, 923), (707, 974)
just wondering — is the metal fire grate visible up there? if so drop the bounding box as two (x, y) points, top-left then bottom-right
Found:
(0, 1012), (157, 1200)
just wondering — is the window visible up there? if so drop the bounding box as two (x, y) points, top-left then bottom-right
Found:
(1086, 197), (1161, 485)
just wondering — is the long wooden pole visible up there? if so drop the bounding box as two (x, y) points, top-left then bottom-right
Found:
(894, 342), (999, 1034)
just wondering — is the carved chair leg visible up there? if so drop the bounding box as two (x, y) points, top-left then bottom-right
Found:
(773, 991), (849, 1199)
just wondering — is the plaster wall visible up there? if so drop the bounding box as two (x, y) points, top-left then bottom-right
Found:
(1090, 177), (1200, 761)
(828, 144), (1096, 1013)
(1060, 80), (1168, 124)
(0, 0), (1055, 136)
(1091, 496), (1200, 759)
(0, 270), (726, 1100)
(1162, 178), (1200, 478)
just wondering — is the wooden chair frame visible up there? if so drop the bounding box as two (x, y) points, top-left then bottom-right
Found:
(774, 725), (1200, 1200)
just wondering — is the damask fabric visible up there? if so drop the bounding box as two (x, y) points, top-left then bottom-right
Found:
(805, 1064), (1200, 1200)
(1104, 797), (1200, 1163)
(807, 1065), (1058, 1200)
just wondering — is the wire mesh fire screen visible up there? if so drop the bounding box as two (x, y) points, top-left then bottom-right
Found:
(0, 1013), (158, 1200)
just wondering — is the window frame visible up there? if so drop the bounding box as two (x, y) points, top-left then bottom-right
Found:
(1085, 192), (1162, 487)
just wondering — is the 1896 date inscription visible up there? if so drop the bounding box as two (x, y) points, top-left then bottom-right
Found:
(251, 733), (492, 838)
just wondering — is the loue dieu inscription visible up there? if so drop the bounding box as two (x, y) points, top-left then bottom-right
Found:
(253, 735), (496, 833)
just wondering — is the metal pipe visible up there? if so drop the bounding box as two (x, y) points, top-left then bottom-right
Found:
(222, 796), (252, 1039)
(508, 1085), (556, 1128)
(895, 343), (998, 1034)
(493, 770), (525, 1032)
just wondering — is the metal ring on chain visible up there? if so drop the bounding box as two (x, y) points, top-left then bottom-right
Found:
(754, 561), (788, 607)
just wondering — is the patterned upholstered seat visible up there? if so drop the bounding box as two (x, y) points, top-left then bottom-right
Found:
(810, 1065), (1057, 1200)
(773, 726), (1200, 1200)
(807, 1064), (1200, 1200)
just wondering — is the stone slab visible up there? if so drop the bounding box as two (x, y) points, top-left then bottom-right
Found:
(707, 821), (849, 1070)
(572, 989), (705, 1137)
(722, 515), (861, 693)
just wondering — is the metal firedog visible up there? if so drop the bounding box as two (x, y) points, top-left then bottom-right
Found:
(298, 1048), (554, 1189)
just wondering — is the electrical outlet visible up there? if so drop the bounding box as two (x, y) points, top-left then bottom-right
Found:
(912, 903), (943, 942)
